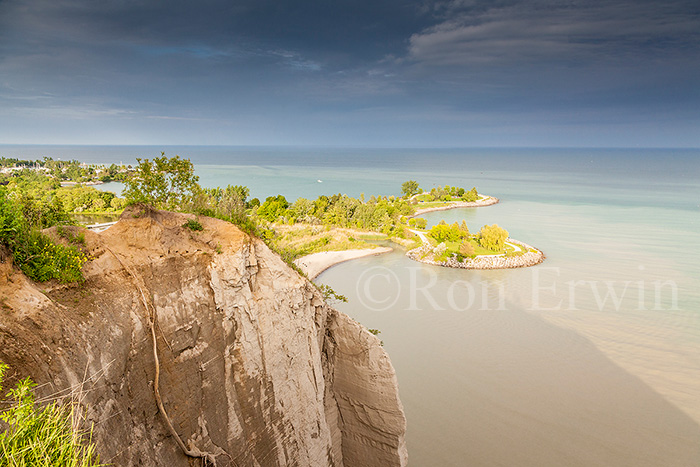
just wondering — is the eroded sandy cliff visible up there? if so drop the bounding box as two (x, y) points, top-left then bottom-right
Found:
(0, 205), (407, 466)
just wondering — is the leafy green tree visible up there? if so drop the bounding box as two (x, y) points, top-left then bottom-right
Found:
(478, 224), (509, 251)
(414, 218), (427, 229)
(256, 195), (289, 222)
(110, 197), (126, 210)
(401, 180), (420, 198)
(462, 187), (478, 202)
(18, 194), (73, 228)
(289, 198), (316, 223)
(196, 184), (250, 225)
(122, 153), (200, 210)
(55, 186), (119, 213)
(429, 222), (468, 243)
(321, 194), (359, 227)
(218, 185), (249, 224)
(64, 164), (84, 182)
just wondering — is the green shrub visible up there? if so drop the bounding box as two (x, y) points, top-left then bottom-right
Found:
(317, 284), (348, 305)
(11, 230), (88, 283)
(0, 188), (87, 283)
(459, 240), (476, 258)
(182, 219), (203, 231)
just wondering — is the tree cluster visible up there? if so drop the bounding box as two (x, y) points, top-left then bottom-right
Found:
(278, 193), (413, 234)
(407, 217), (427, 229)
(415, 184), (478, 202)
(429, 221), (470, 243)
(54, 185), (125, 213)
(0, 187), (87, 283)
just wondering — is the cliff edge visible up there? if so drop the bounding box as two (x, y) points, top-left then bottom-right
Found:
(0, 205), (407, 466)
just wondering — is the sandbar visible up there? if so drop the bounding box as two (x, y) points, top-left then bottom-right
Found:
(294, 247), (393, 279)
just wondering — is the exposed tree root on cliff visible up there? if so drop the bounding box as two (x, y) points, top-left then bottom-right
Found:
(105, 246), (218, 466)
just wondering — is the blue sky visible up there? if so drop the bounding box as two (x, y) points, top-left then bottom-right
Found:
(0, 0), (699, 147)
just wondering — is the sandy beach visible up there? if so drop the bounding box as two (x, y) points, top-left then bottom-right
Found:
(294, 247), (393, 279)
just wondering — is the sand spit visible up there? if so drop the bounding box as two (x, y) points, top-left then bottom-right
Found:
(295, 247), (393, 279)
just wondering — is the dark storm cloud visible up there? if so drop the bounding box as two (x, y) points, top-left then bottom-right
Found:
(0, 0), (698, 145)
(0, 0), (428, 64)
(407, 0), (700, 67)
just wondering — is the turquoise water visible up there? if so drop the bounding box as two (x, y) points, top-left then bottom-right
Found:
(313, 154), (700, 466)
(3, 145), (700, 465)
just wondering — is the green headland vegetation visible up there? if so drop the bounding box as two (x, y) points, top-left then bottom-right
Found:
(0, 153), (507, 279)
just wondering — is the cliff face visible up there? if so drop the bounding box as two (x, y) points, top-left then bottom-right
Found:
(0, 206), (407, 466)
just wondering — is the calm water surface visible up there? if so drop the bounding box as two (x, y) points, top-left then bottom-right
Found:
(316, 164), (700, 466)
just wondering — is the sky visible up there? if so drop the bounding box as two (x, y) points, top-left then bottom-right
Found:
(0, 0), (699, 147)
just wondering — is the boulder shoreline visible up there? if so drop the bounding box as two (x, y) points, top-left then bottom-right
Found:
(406, 238), (544, 270)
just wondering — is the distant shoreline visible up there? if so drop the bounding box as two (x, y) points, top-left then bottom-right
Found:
(294, 247), (393, 280)
(409, 195), (499, 217)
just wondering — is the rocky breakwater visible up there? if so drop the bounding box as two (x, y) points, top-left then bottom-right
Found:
(410, 195), (500, 217)
(0, 205), (407, 466)
(407, 238), (544, 270)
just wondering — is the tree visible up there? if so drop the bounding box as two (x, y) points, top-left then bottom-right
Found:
(401, 180), (420, 198)
(462, 187), (478, 202)
(289, 198), (316, 223)
(478, 224), (509, 251)
(123, 153), (200, 210)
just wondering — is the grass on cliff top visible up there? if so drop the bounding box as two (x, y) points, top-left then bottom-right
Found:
(0, 363), (101, 467)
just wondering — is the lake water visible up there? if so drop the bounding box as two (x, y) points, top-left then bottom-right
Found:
(2, 145), (699, 465)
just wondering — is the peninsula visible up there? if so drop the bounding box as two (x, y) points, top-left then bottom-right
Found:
(404, 220), (544, 270)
